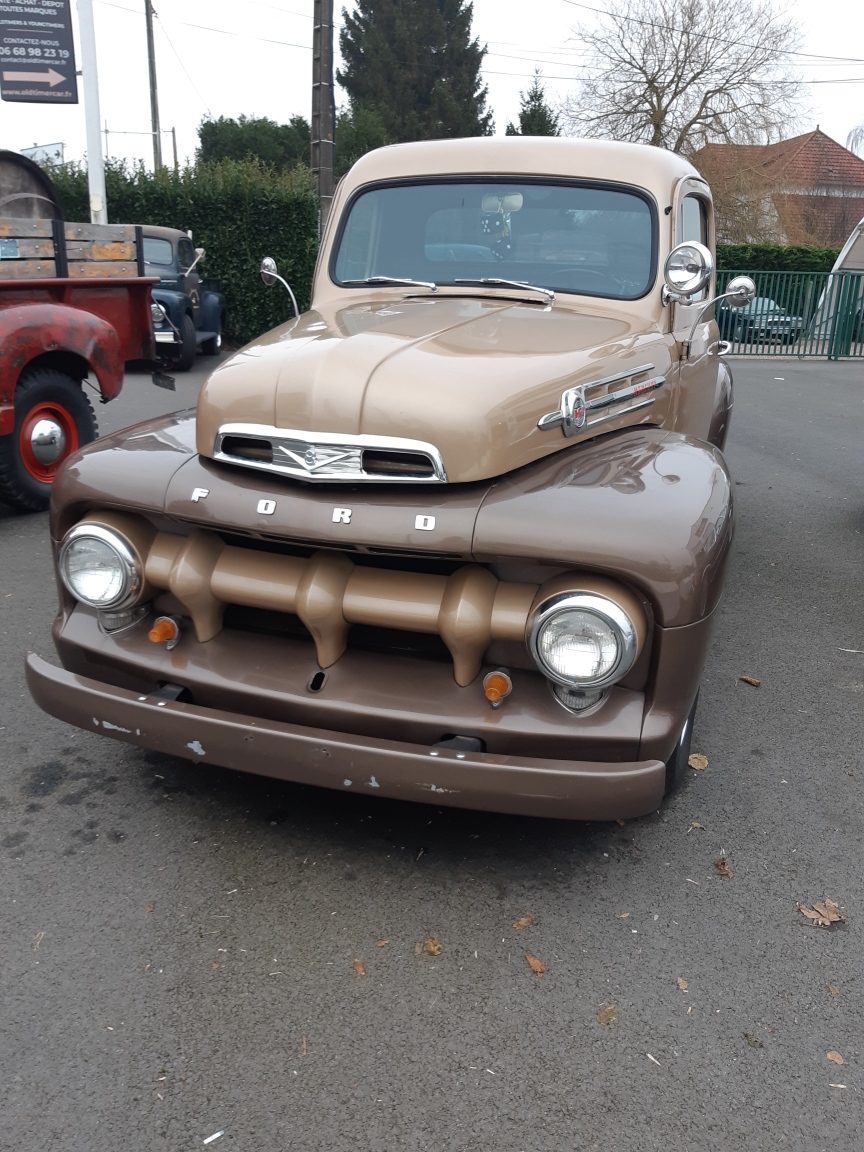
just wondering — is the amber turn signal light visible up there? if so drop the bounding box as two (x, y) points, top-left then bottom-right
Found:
(148, 616), (181, 648)
(483, 669), (512, 708)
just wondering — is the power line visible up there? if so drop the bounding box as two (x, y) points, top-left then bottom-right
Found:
(153, 11), (212, 115)
(555, 0), (864, 65)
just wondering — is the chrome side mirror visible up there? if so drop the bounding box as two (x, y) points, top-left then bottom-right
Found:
(259, 255), (299, 318)
(260, 255), (279, 287)
(662, 241), (714, 304)
(682, 274), (759, 360)
(723, 274), (757, 309)
(186, 247), (206, 275)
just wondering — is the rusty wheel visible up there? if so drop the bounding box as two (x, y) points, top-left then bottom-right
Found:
(0, 368), (97, 513)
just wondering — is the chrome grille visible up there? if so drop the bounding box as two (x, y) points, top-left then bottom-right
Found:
(213, 423), (447, 484)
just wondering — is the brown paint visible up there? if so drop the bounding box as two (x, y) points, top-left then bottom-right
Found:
(30, 138), (738, 819)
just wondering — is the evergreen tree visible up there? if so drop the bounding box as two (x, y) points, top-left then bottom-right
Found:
(337, 0), (492, 143)
(506, 71), (561, 137)
(335, 106), (391, 178)
(197, 115), (310, 170)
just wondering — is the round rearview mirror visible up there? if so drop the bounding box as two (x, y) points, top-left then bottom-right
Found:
(663, 241), (713, 298)
(260, 255), (278, 287)
(724, 274), (757, 309)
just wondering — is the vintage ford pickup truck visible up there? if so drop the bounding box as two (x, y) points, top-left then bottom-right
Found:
(26, 138), (756, 820)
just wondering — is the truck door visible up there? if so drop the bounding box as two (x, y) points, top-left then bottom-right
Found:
(178, 235), (201, 323)
(670, 181), (722, 441)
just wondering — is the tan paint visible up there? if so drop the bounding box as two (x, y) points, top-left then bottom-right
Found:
(194, 137), (722, 486)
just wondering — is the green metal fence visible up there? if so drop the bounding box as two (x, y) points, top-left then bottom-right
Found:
(715, 269), (864, 358)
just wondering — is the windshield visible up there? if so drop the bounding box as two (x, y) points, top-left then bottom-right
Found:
(333, 180), (656, 300)
(143, 237), (174, 267)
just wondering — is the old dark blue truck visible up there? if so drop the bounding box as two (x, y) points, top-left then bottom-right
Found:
(143, 226), (225, 371)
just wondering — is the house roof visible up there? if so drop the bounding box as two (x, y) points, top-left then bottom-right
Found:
(697, 130), (864, 189)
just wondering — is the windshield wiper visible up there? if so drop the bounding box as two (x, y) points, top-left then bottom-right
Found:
(454, 277), (555, 304)
(344, 275), (438, 291)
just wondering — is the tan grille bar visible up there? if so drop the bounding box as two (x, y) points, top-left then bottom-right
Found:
(123, 522), (536, 685)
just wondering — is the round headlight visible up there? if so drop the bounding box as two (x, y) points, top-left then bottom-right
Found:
(59, 525), (141, 609)
(151, 301), (167, 325)
(527, 593), (638, 689)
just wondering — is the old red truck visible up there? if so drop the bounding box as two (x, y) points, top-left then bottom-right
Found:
(0, 152), (164, 512)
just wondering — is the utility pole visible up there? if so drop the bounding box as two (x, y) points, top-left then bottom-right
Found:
(171, 127), (179, 174)
(77, 0), (108, 224)
(311, 0), (335, 228)
(144, 0), (163, 170)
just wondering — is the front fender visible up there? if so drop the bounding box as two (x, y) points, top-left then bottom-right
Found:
(198, 289), (225, 333)
(474, 427), (735, 629)
(0, 302), (123, 407)
(707, 359), (733, 451)
(151, 287), (189, 328)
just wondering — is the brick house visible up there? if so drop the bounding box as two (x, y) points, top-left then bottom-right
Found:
(695, 130), (864, 247)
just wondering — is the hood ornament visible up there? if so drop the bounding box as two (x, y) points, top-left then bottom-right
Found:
(538, 363), (665, 438)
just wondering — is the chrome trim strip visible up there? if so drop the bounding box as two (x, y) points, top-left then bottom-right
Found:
(538, 363), (664, 436)
(580, 396), (656, 431)
(213, 423), (447, 484)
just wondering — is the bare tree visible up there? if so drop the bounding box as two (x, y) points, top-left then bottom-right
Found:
(562, 0), (803, 156)
(848, 125), (864, 158)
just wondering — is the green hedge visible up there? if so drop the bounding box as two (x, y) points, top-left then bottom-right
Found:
(44, 158), (319, 346)
(717, 244), (840, 273)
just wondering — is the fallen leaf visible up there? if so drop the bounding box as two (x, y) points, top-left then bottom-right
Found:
(677, 977), (688, 991)
(146, 901), (155, 913)
(798, 898), (844, 928)
(616, 912), (630, 919)
(714, 856), (734, 878)
(739, 676), (761, 687)
(596, 1005), (617, 1025)
(376, 940), (389, 947)
(827, 1051), (844, 1065)
(513, 915), (534, 931)
(688, 753), (708, 771)
(301, 1034), (307, 1056)
(211, 962), (219, 970)
(526, 953), (546, 978)
(827, 982), (841, 996)
(745, 1033), (763, 1048)
(691, 822), (706, 830)
(615, 818), (626, 826)
(414, 942), (422, 955)
(353, 959), (366, 976)
(423, 936), (442, 956)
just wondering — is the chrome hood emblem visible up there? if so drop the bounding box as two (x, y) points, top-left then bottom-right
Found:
(213, 424), (447, 484)
(538, 363), (666, 438)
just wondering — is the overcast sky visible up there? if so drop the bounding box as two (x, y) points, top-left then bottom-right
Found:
(2, 0), (863, 168)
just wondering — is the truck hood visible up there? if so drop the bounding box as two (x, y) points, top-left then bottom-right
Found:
(196, 295), (674, 485)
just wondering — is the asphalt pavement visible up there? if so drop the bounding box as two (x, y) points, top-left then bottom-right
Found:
(1, 356), (862, 1151)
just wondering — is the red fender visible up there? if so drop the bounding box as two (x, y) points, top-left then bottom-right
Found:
(0, 302), (124, 432)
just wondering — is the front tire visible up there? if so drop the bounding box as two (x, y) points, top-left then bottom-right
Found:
(0, 368), (97, 513)
(664, 695), (698, 795)
(176, 313), (197, 372)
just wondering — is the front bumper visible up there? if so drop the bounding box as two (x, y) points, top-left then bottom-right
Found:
(26, 653), (665, 820)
